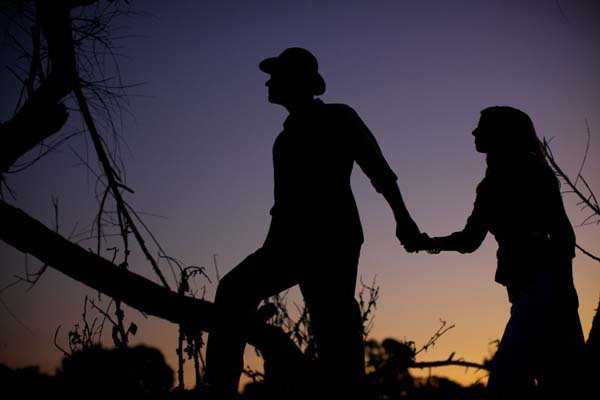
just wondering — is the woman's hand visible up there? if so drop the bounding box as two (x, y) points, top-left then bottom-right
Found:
(404, 232), (441, 254)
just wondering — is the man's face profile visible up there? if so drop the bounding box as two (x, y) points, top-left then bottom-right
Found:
(265, 72), (308, 106)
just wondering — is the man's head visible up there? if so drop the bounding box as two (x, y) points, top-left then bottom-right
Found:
(259, 47), (326, 106)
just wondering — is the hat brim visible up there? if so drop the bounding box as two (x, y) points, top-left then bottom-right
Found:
(259, 57), (278, 74)
(259, 57), (326, 96)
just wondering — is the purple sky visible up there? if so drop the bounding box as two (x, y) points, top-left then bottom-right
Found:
(1, 0), (599, 387)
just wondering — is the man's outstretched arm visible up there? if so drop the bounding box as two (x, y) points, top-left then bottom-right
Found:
(380, 182), (421, 249)
(344, 105), (421, 249)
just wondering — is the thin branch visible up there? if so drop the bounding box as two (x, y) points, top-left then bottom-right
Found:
(415, 319), (455, 356)
(73, 82), (170, 289)
(574, 120), (591, 186)
(0, 291), (36, 336)
(54, 325), (71, 357)
(543, 138), (599, 217)
(411, 359), (488, 371)
(577, 244), (600, 263)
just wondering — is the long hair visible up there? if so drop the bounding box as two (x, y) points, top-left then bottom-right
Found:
(481, 106), (559, 190)
(480, 106), (551, 166)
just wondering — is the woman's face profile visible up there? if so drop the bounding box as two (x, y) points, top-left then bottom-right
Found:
(472, 116), (492, 154)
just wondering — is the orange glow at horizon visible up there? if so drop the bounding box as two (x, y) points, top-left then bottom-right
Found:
(1, 0), (599, 393)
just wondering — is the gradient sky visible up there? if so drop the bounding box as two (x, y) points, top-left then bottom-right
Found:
(1, 0), (599, 388)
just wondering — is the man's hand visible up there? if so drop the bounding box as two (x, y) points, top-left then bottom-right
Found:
(396, 221), (421, 252)
(420, 233), (441, 254)
(398, 230), (440, 254)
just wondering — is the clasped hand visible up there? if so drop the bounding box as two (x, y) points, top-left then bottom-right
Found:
(399, 232), (440, 254)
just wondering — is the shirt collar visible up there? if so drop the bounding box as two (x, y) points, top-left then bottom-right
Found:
(283, 98), (324, 129)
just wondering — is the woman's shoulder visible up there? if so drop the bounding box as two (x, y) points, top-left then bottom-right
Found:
(488, 153), (554, 180)
(519, 153), (557, 186)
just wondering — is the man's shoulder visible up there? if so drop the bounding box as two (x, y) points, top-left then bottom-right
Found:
(321, 102), (354, 112)
(319, 102), (359, 120)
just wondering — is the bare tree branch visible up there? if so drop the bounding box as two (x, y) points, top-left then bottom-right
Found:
(411, 359), (487, 371)
(0, 199), (312, 372)
(0, 2), (77, 172)
(0, 199), (208, 328)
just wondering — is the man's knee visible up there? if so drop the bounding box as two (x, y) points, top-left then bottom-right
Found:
(215, 256), (258, 302)
(214, 272), (242, 303)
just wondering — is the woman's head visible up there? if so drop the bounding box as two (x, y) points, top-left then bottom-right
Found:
(472, 106), (545, 159)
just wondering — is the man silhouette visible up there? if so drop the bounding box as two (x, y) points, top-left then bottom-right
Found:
(205, 47), (420, 399)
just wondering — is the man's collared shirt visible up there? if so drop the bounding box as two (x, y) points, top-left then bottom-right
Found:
(268, 99), (398, 246)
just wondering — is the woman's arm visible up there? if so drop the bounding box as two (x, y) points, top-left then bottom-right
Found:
(430, 222), (487, 253)
(422, 179), (490, 254)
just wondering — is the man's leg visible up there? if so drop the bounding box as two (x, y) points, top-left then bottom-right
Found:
(299, 246), (365, 397)
(205, 247), (301, 399)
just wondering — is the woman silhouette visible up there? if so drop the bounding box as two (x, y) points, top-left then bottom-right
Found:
(416, 106), (585, 399)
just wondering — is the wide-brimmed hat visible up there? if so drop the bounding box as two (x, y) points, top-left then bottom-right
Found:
(259, 47), (326, 95)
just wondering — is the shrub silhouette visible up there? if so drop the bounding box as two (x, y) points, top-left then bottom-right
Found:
(56, 345), (174, 399)
(0, 364), (56, 398)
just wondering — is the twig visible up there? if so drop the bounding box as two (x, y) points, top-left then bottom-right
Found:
(577, 244), (600, 263)
(54, 325), (71, 357)
(411, 359), (487, 371)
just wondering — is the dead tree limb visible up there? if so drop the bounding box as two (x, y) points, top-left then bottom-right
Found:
(0, 199), (209, 328)
(0, 198), (312, 378)
(0, 2), (76, 172)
